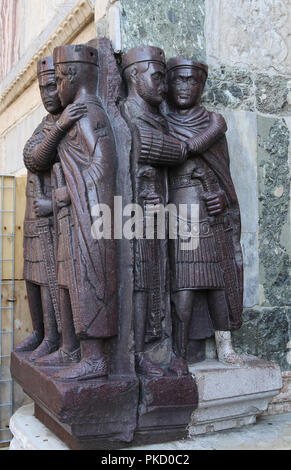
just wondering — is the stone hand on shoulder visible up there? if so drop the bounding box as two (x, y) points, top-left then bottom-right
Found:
(57, 103), (87, 132)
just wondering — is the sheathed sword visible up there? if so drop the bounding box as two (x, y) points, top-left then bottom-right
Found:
(52, 163), (79, 331)
(144, 198), (163, 342)
(34, 175), (61, 332)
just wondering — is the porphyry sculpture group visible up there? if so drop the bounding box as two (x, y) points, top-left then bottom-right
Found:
(11, 40), (244, 449)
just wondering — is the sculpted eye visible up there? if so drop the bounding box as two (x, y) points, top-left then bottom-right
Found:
(48, 84), (57, 92)
(152, 72), (163, 80)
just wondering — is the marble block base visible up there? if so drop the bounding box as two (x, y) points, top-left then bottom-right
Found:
(188, 356), (282, 435)
(9, 404), (68, 450)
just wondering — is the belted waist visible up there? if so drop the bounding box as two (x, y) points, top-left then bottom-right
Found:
(169, 172), (201, 190)
(171, 214), (232, 239)
(24, 217), (53, 237)
(169, 169), (215, 190)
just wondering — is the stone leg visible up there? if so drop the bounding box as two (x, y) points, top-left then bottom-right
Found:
(34, 287), (80, 366)
(29, 286), (59, 361)
(14, 281), (44, 352)
(134, 291), (165, 377)
(169, 290), (194, 375)
(171, 290), (194, 358)
(59, 287), (80, 352)
(206, 290), (244, 366)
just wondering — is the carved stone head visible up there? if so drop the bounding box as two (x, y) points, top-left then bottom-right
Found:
(37, 56), (62, 115)
(122, 45), (166, 106)
(166, 57), (208, 110)
(53, 44), (98, 107)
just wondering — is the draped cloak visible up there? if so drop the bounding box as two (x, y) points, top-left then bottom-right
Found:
(166, 106), (243, 330)
(57, 98), (117, 339)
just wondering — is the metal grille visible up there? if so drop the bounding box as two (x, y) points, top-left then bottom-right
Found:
(0, 175), (15, 446)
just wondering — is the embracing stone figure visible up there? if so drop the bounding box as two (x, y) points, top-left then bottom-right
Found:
(15, 57), (63, 361)
(121, 46), (189, 377)
(34, 44), (118, 381)
(165, 57), (244, 366)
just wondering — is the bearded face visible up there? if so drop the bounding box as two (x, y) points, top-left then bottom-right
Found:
(134, 62), (166, 107)
(55, 64), (78, 108)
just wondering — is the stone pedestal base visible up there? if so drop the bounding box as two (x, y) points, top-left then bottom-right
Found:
(11, 351), (198, 449)
(188, 356), (282, 435)
(10, 351), (281, 448)
(136, 375), (197, 442)
(10, 351), (139, 449)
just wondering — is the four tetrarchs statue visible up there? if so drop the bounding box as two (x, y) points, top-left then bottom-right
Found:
(12, 40), (244, 446)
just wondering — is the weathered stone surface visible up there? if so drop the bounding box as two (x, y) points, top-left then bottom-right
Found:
(10, 403), (69, 450)
(189, 357), (282, 435)
(255, 74), (291, 115)
(241, 232), (260, 308)
(95, 0), (110, 22)
(0, 0), (76, 93)
(121, 0), (205, 59)
(108, 2), (122, 52)
(215, 109), (260, 307)
(205, 0), (291, 75)
(265, 371), (291, 415)
(222, 110), (259, 234)
(11, 351), (140, 448)
(257, 116), (290, 307)
(0, 0), (21, 81)
(10, 403), (291, 450)
(202, 66), (255, 111)
(232, 307), (291, 370)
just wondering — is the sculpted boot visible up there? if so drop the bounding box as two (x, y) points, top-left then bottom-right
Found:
(168, 352), (189, 377)
(215, 331), (244, 366)
(34, 346), (81, 366)
(14, 330), (43, 353)
(52, 356), (108, 381)
(52, 340), (108, 381)
(135, 353), (165, 377)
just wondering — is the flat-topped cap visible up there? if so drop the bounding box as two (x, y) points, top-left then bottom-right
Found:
(53, 44), (98, 66)
(37, 56), (55, 76)
(122, 45), (165, 72)
(166, 57), (208, 77)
